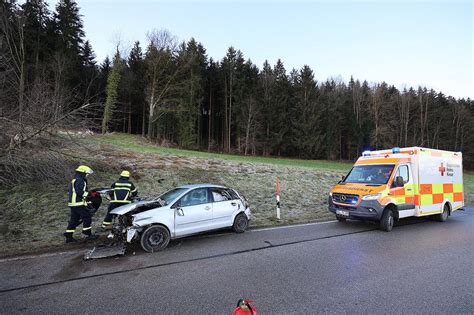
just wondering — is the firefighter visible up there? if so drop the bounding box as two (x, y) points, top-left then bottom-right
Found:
(64, 165), (99, 243)
(102, 170), (138, 229)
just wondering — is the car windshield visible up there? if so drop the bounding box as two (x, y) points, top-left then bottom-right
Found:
(158, 188), (188, 205)
(343, 164), (395, 185)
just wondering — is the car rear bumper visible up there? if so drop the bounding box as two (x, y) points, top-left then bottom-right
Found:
(328, 197), (383, 221)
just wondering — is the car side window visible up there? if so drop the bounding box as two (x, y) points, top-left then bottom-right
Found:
(394, 165), (409, 185)
(180, 188), (209, 207)
(227, 189), (239, 200)
(211, 188), (232, 202)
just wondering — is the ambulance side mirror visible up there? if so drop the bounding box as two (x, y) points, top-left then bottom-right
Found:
(394, 176), (404, 187)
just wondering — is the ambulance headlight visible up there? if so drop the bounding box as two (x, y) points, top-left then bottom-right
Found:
(362, 193), (382, 201)
(329, 192), (333, 197)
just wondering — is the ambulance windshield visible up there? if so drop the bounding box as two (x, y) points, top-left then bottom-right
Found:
(343, 164), (394, 185)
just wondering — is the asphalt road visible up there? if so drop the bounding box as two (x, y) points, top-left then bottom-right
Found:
(1, 207), (473, 314)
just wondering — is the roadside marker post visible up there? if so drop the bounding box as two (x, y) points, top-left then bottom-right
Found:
(276, 176), (281, 220)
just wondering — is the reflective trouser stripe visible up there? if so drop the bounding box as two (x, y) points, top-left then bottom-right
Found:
(82, 226), (91, 231)
(66, 229), (75, 233)
(102, 221), (112, 225)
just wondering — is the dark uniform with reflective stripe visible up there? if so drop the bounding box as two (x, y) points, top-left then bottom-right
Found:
(102, 177), (138, 227)
(65, 172), (93, 239)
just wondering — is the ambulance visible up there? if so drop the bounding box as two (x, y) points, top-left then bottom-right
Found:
(328, 147), (464, 231)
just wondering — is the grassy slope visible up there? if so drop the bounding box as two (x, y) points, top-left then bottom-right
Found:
(0, 133), (472, 256)
(89, 133), (351, 170)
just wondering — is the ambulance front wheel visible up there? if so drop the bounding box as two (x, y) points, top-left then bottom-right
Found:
(336, 216), (346, 222)
(380, 208), (394, 232)
(435, 204), (449, 222)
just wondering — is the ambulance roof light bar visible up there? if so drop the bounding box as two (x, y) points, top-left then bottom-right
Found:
(362, 151), (371, 157)
(392, 147), (400, 154)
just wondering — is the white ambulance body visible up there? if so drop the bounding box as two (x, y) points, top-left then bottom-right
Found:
(328, 147), (464, 231)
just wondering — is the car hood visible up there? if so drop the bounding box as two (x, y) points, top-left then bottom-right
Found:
(110, 200), (162, 215)
(332, 183), (387, 195)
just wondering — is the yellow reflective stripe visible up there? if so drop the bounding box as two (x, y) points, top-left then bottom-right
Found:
(102, 221), (112, 225)
(444, 193), (454, 202)
(131, 188), (137, 193)
(115, 183), (132, 187)
(420, 195), (432, 205)
(432, 184), (443, 194)
(69, 179), (87, 206)
(71, 179), (77, 204)
(420, 210), (442, 215)
(453, 184), (463, 193)
(113, 187), (131, 191)
(66, 229), (75, 233)
(82, 227), (91, 231)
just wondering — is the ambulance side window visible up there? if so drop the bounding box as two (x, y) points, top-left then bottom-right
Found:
(396, 165), (409, 184)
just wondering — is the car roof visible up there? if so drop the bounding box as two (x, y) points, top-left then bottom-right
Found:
(178, 183), (227, 189)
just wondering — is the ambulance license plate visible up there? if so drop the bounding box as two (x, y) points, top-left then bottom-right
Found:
(336, 210), (349, 217)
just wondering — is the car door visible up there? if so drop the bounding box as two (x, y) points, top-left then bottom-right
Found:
(174, 188), (213, 237)
(391, 164), (416, 219)
(210, 188), (241, 228)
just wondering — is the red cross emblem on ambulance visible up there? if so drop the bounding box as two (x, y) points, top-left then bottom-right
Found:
(438, 163), (446, 176)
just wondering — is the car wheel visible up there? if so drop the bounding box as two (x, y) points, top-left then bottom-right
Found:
(336, 216), (346, 222)
(233, 213), (249, 233)
(140, 225), (170, 253)
(380, 208), (394, 232)
(435, 204), (449, 222)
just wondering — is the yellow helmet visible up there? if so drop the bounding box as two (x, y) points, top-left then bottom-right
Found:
(120, 170), (130, 177)
(75, 165), (93, 174)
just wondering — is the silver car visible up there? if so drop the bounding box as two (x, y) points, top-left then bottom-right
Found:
(110, 184), (251, 252)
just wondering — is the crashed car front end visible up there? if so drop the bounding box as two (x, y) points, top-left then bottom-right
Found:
(109, 199), (169, 244)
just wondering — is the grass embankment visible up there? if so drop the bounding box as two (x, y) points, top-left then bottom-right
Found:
(0, 133), (351, 256)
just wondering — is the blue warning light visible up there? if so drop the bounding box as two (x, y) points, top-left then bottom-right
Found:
(392, 147), (401, 154)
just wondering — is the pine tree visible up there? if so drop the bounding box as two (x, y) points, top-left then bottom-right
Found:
(102, 50), (123, 133)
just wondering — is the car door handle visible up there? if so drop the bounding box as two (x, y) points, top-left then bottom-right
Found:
(231, 202), (237, 206)
(205, 206), (211, 210)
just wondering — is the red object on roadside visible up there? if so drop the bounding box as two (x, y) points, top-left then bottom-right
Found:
(233, 299), (257, 315)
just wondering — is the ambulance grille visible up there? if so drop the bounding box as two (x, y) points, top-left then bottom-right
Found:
(332, 193), (359, 205)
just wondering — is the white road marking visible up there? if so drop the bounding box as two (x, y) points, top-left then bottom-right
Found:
(251, 220), (337, 232)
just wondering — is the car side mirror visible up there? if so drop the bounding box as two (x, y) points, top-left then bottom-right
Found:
(171, 201), (180, 209)
(176, 208), (184, 216)
(395, 176), (404, 187)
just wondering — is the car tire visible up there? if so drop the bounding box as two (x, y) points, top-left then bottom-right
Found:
(435, 204), (449, 222)
(380, 208), (394, 232)
(140, 225), (171, 253)
(233, 213), (249, 233)
(336, 216), (346, 222)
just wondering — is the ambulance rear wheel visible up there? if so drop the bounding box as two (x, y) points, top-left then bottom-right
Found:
(435, 204), (449, 222)
(380, 208), (394, 232)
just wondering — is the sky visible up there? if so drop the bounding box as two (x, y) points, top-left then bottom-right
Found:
(51, 0), (473, 99)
